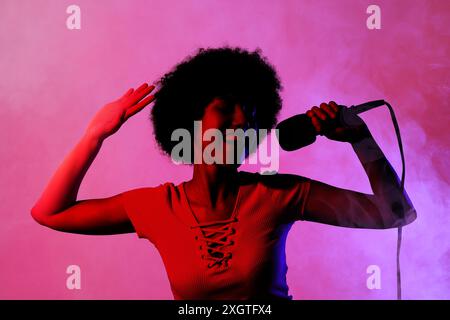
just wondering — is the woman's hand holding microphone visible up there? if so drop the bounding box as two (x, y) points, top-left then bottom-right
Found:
(306, 101), (371, 143)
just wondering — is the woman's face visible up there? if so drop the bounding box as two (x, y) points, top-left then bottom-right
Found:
(195, 97), (253, 166)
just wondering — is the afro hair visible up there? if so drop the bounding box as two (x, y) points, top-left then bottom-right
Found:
(150, 46), (283, 162)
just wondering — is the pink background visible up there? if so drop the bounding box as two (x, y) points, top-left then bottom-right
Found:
(1, 0), (449, 299)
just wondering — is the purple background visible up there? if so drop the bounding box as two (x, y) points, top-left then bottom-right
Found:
(0, 0), (449, 299)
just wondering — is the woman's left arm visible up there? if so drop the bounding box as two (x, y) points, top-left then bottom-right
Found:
(301, 101), (417, 229)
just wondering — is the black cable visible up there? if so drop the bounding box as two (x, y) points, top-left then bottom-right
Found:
(383, 101), (405, 300)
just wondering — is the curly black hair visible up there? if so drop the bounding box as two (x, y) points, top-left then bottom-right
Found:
(150, 46), (282, 163)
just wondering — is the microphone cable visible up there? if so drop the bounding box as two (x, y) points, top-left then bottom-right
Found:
(346, 99), (406, 299)
(383, 100), (405, 300)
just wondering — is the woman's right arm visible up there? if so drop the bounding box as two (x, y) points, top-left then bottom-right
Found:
(30, 83), (156, 235)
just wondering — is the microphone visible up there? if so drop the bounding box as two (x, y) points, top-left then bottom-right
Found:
(275, 100), (385, 151)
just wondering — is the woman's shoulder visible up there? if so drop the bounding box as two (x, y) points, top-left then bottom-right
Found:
(239, 170), (310, 190)
(118, 181), (176, 200)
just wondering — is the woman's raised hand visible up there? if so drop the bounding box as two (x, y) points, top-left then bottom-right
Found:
(85, 83), (156, 141)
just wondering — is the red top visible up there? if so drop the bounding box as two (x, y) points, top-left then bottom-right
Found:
(117, 171), (311, 300)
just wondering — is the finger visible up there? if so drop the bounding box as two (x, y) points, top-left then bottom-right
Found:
(135, 82), (149, 92)
(328, 101), (339, 112)
(124, 95), (155, 120)
(310, 116), (322, 134)
(307, 110), (323, 133)
(320, 103), (336, 119)
(128, 85), (155, 105)
(312, 106), (327, 120)
(121, 88), (134, 99)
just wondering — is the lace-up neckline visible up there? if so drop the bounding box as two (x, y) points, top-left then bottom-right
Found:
(191, 218), (236, 268)
(182, 181), (241, 269)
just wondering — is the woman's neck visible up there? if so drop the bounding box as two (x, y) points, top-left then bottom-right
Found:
(185, 164), (239, 210)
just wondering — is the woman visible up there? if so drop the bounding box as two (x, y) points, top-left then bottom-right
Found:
(31, 47), (416, 299)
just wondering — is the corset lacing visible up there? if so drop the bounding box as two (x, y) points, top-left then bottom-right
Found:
(191, 217), (237, 268)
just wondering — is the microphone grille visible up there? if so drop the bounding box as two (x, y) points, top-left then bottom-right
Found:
(275, 114), (317, 151)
